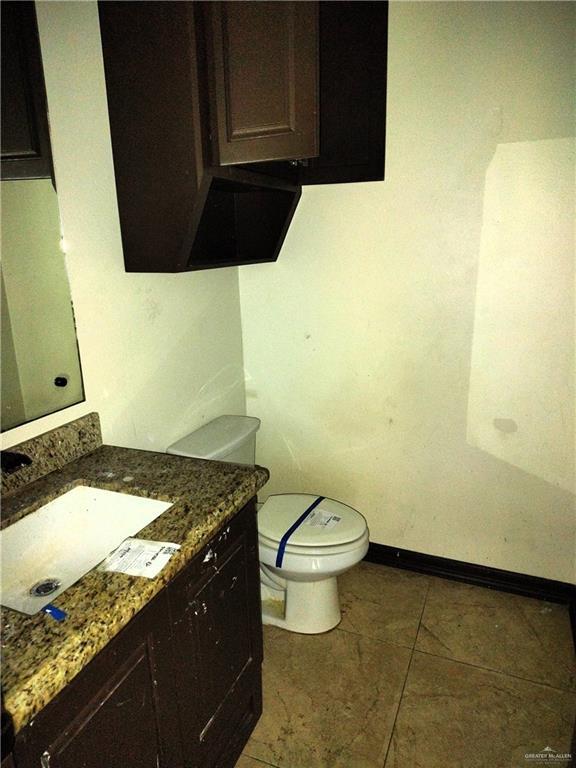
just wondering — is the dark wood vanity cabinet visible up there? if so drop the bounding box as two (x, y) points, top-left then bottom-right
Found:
(1, 1), (53, 180)
(11, 500), (262, 768)
(169, 501), (263, 768)
(13, 592), (182, 768)
(98, 1), (387, 273)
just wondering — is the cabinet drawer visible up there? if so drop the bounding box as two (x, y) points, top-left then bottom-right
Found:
(195, 498), (259, 581)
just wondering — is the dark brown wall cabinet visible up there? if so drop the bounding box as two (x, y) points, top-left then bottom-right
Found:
(11, 501), (262, 768)
(242, 1), (389, 187)
(206, 2), (319, 166)
(1, 2), (53, 180)
(98, 1), (302, 273)
(98, 1), (388, 273)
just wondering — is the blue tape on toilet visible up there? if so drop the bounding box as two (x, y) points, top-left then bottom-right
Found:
(275, 496), (325, 568)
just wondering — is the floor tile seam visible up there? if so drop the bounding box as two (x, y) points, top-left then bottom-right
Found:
(413, 647), (576, 695)
(381, 645), (417, 767)
(412, 576), (434, 651)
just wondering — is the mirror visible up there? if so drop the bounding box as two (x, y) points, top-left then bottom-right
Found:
(1, 178), (84, 431)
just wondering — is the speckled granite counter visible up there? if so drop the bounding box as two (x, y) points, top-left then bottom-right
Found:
(1, 413), (102, 496)
(1, 444), (269, 734)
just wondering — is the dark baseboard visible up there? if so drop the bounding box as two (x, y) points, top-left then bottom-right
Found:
(364, 542), (576, 643)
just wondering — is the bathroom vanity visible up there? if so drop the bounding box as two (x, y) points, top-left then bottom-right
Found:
(1, 419), (269, 768)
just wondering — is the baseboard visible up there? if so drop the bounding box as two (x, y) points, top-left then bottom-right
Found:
(364, 542), (576, 642)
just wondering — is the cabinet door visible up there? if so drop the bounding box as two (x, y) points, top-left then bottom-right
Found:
(14, 593), (182, 768)
(170, 502), (263, 768)
(300, 0), (388, 185)
(1, 1), (53, 180)
(206, 2), (319, 166)
(238, 1), (388, 186)
(98, 0), (205, 273)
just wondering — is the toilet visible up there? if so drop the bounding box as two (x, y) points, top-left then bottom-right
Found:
(167, 415), (369, 634)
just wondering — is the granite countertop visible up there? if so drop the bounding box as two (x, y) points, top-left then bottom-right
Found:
(1, 444), (269, 735)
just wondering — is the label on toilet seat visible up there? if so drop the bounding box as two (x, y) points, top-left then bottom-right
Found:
(304, 510), (342, 529)
(275, 495), (325, 567)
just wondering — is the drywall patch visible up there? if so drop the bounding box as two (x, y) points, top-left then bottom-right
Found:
(467, 138), (575, 492)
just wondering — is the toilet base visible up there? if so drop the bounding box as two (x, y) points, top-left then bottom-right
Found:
(261, 575), (341, 634)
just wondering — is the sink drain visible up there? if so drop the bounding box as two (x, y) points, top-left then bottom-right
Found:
(29, 578), (61, 597)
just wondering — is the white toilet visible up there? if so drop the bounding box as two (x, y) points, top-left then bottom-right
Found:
(167, 415), (369, 634)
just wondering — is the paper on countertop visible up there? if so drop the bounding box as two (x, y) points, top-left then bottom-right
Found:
(100, 538), (180, 578)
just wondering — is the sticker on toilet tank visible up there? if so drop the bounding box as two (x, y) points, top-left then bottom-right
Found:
(303, 510), (342, 529)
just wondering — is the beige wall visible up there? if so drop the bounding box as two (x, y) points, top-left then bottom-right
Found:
(2, 2), (573, 584)
(239, 2), (575, 582)
(1, 2), (245, 450)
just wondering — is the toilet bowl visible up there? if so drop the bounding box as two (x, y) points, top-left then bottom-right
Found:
(258, 493), (369, 633)
(167, 416), (369, 635)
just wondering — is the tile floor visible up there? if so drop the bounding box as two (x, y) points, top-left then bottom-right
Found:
(236, 562), (575, 768)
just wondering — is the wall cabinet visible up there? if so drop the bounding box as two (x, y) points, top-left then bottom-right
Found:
(206, 2), (319, 167)
(1, 2), (53, 181)
(11, 501), (262, 768)
(242, 1), (389, 187)
(98, 1), (388, 273)
(98, 1), (303, 273)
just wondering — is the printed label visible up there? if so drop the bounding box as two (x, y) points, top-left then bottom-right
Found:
(100, 538), (180, 578)
(304, 510), (342, 529)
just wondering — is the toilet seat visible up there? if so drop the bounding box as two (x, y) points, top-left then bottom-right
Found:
(258, 493), (367, 549)
(258, 530), (367, 557)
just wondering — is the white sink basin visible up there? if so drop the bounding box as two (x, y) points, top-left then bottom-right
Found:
(0, 485), (173, 615)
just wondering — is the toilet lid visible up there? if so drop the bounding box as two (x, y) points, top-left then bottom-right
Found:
(258, 494), (367, 547)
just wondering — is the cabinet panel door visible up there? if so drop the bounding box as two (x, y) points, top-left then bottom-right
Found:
(170, 503), (263, 767)
(98, 0), (205, 272)
(206, 2), (319, 166)
(1, 1), (52, 180)
(300, 0), (388, 185)
(239, 1), (388, 186)
(14, 593), (182, 768)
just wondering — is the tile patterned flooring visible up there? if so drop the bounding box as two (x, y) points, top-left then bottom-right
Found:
(235, 562), (575, 768)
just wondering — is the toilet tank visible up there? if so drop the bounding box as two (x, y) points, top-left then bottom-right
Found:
(166, 415), (260, 465)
